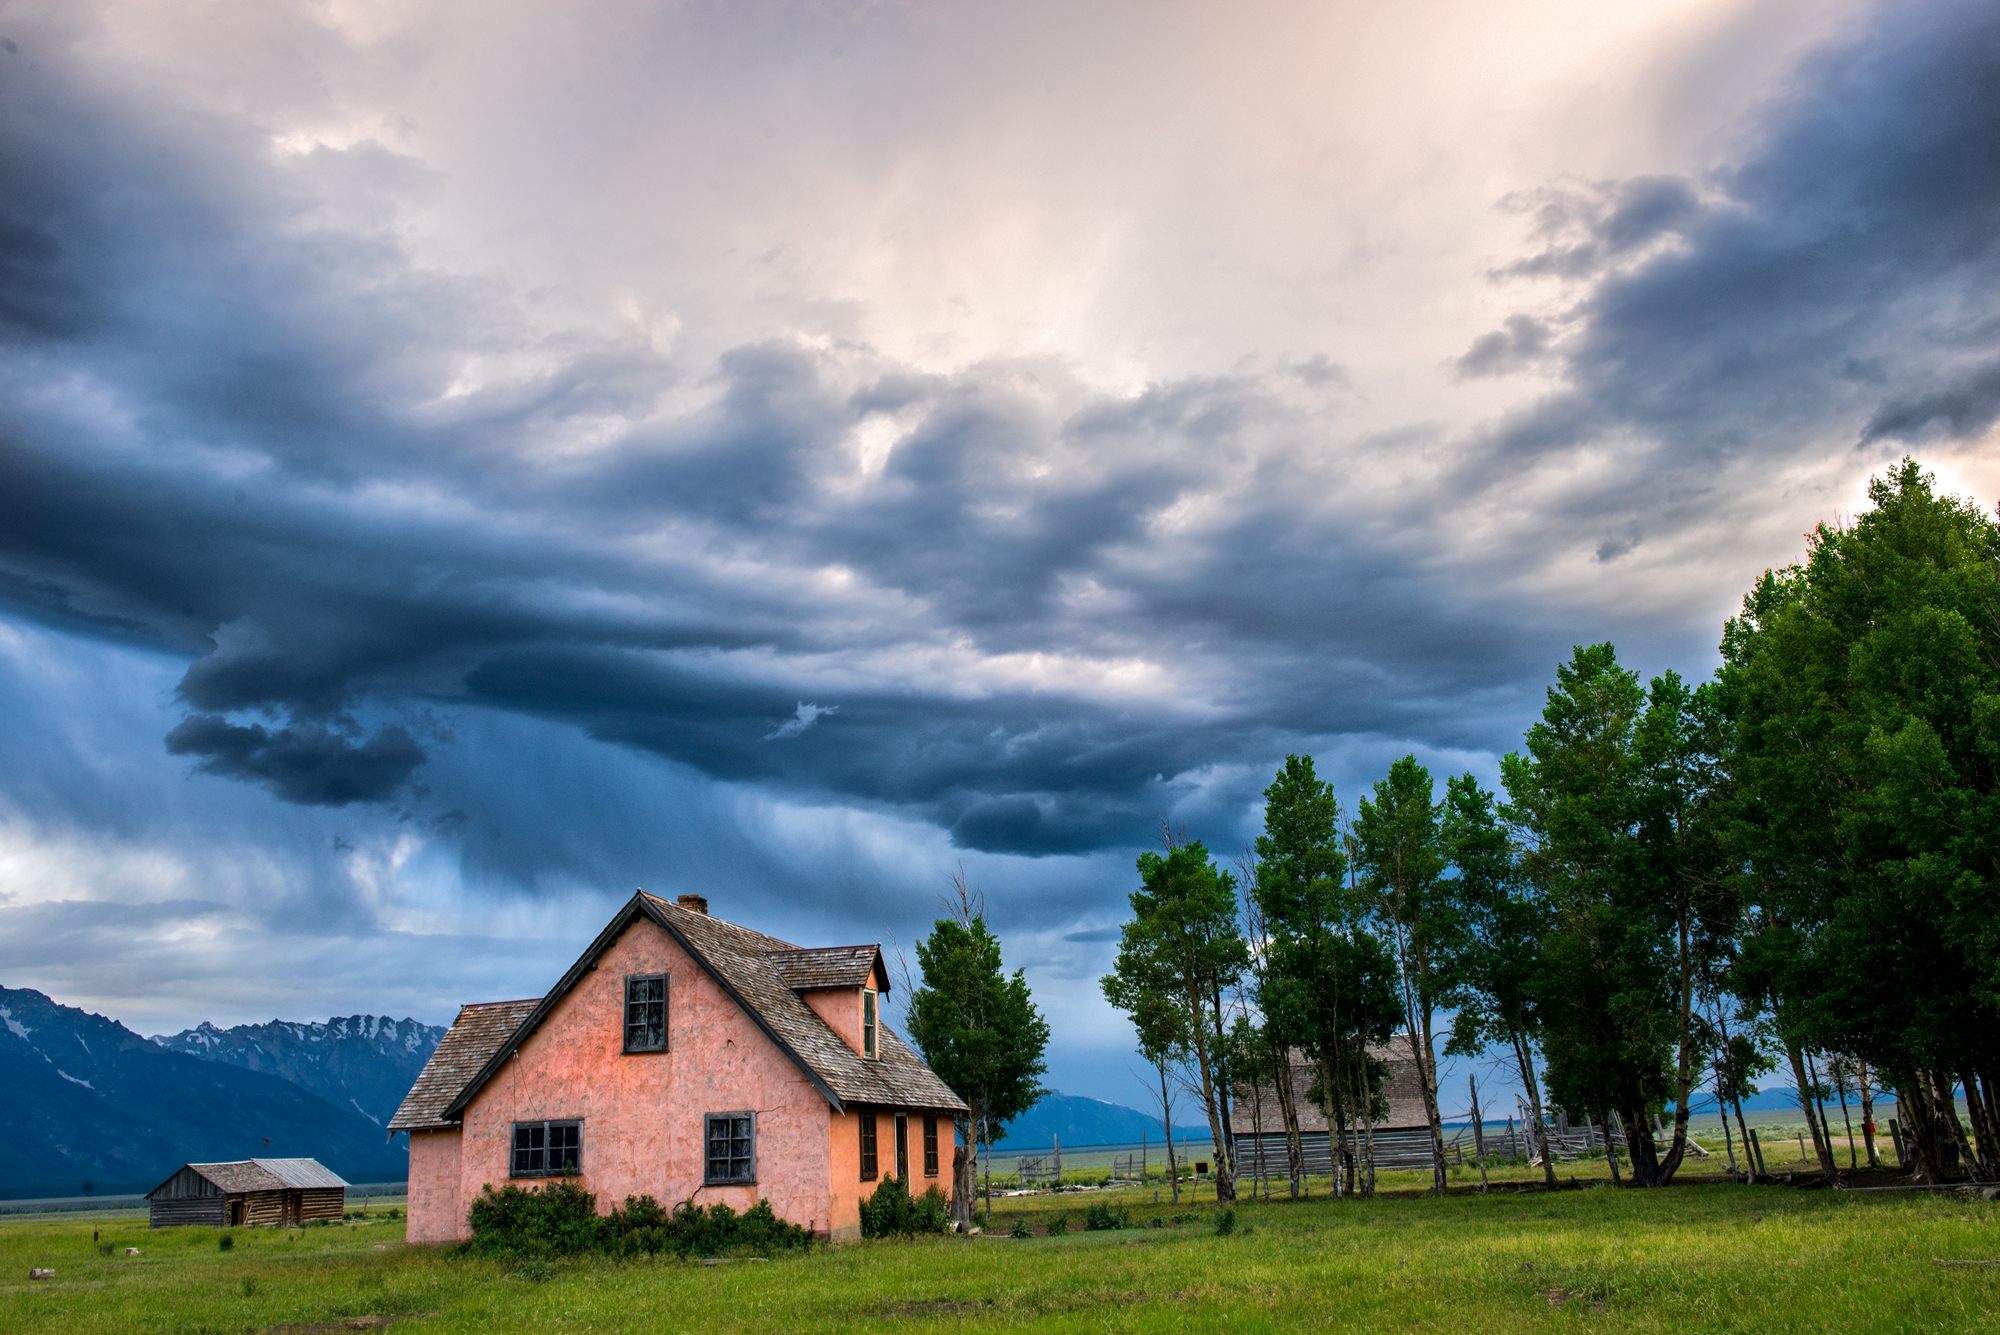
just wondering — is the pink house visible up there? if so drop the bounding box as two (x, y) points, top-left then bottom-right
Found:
(390, 891), (966, 1243)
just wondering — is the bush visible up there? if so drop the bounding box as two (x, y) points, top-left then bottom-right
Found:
(1083, 1201), (1128, 1231)
(1046, 1213), (1069, 1236)
(1009, 1219), (1032, 1239)
(1213, 1207), (1237, 1236)
(217, 1234), (234, 1251)
(466, 1181), (812, 1260)
(858, 1176), (952, 1239)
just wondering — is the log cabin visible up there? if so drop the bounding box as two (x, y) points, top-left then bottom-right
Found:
(147, 1158), (347, 1228)
(390, 892), (967, 1243)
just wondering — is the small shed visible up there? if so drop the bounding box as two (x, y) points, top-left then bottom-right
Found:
(147, 1158), (348, 1229)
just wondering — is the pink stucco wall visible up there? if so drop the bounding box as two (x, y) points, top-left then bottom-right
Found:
(405, 1129), (463, 1245)
(443, 917), (835, 1241)
(405, 914), (955, 1244)
(805, 988), (865, 1055)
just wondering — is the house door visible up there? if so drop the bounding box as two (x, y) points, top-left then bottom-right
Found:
(895, 1116), (909, 1182)
(229, 1199), (245, 1227)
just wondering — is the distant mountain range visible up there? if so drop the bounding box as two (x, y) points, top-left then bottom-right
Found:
(151, 1013), (446, 1127)
(0, 986), (413, 1199)
(992, 1092), (1212, 1152)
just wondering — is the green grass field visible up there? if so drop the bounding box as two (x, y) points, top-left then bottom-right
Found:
(4, 1175), (1995, 1334)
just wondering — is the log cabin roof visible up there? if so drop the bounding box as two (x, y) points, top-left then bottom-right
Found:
(149, 1157), (348, 1197)
(1227, 1038), (1433, 1135)
(388, 998), (542, 1131)
(405, 893), (965, 1129)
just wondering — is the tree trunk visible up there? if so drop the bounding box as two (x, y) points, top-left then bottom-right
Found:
(1156, 1061), (1181, 1206)
(1834, 1078), (1858, 1172)
(1185, 990), (1234, 1202)
(1511, 1029), (1558, 1188)
(1932, 1068), (1979, 1182)
(951, 1118), (976, 1225)
(1416, 1025), (1448, 1194)
(1655, 894), (1696, 1185)
(1601, 1113), (1622, 1185)
(1958, 1068), (1997, 1182)
(1858, 1060), (1881, 1168)
(1272, 1044), (1305, 1200)
(1897, 1074), (1942, 1181)
(1733, 1094), (1756, 1178)
(1785, 1042), (1839, 1178)
(1353, 1047), (1378, 1196)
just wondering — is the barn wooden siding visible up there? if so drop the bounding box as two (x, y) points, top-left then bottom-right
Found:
(148, 1165), (228, 1229)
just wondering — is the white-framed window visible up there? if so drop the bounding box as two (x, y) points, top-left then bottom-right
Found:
(862, 988), (878, 1060)
(625, 974), (667, 1052)
(512, 1120), (582, 1176)
(705, 1112), (755, 1185)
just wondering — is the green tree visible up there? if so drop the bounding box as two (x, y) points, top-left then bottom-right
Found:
(1720, 460), (2000, 1182)
(1249, 756), (1351, 1196)
(1438, 772), (1559, 1187)
(1352, 756), (1458, 1193)
(1103, 840), (1250, 1201)
(1502, 645), (1678, 1185)
(906, 884), (1051, 1222)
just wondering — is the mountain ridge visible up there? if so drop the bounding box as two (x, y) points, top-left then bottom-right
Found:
(151, 1013), (446, 1127)
(0, 986), (408, 1198)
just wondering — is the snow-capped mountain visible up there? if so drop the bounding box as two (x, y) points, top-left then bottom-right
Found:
(0, 986), (408, 1197)
(152, 1013), (447, 1127)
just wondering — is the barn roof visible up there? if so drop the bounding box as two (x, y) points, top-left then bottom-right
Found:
(400, 893), (965, 1129)
(150, 1158), (348, 1197)
(387, 998), (542, 1131)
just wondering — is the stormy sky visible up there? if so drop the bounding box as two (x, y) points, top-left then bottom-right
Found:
(3, 0), (1998, 1108)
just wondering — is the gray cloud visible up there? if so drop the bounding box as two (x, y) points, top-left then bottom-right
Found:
(2, 0), (1997, 892)
(163, 714), (426, 807)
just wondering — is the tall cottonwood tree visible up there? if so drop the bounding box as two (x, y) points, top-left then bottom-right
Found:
(1720, 460), (2000, 1182)
(1352, 756), (1457, 1194)
(1439, 772), (1559, 1187)
(1504, 639), (1712, 1183)
(906, 888), (1051, 1221)
(1103, 841), (1249, 1201)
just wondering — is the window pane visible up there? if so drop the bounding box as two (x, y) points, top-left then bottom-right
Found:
(626, 976), (667, 1051)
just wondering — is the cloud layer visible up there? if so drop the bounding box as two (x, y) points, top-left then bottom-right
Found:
(2, 0), (1998, 1099)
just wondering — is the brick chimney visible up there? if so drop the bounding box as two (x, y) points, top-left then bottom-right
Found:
(677, 894), (709, 915)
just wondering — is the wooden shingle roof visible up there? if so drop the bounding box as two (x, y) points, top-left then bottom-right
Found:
(387, 998), (541, 1131)
(401, 894), (965, 1130)
(766, 945), (886, 992)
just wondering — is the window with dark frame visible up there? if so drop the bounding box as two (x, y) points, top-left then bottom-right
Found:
(923, 1117), (939, 1177)
(511, 1120), (582, 1176)
(861, 988), (878, 1060)
(895, 1115), (909, 1181)
(704, 1112), (755, 1185)
(859, 1114), (878, 1181)
(625, 974), (667, 1052)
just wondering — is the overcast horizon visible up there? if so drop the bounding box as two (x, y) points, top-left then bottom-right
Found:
(4, 0), (1999, 1108)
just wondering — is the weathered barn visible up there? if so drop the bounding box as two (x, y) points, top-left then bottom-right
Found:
(1231, 1036), (1443, 1176)
(147, 1158), (348, 1228)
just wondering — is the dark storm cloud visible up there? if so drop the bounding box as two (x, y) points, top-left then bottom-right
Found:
(4, 1), (1998, 867)
(162, 715), (426, 807)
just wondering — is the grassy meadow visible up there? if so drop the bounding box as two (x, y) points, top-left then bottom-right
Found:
(3, 1173), (1996, 1334)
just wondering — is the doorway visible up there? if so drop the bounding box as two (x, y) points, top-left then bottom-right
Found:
(895, 1116), (909, 1182)
(229, 1198), (245, 1227)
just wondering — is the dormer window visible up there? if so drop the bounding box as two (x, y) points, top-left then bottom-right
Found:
(862, 987), (878, 1060)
